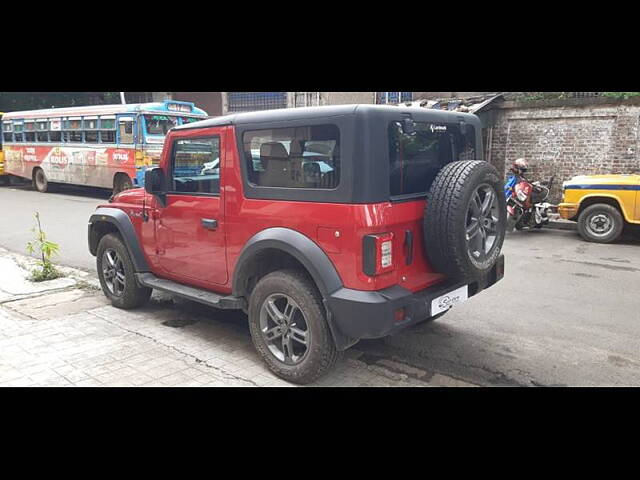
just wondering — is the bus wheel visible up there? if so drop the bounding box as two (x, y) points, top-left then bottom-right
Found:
(113, 174), (133, 195)
(33, 168), (49, 193)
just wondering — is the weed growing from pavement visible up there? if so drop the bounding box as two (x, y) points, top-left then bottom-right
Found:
(26, 211), (63, 282)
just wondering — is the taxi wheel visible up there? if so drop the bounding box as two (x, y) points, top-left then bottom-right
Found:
(577, 203), (623, 244)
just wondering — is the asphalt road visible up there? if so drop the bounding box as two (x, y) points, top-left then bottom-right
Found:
(1, 181), (639, 386)
(0, 181), (110, 271)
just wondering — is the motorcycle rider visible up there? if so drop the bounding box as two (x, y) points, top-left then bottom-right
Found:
(505, 158), (555, 231)
(511, 158), (529, 176)
(504, 158), (530, 198)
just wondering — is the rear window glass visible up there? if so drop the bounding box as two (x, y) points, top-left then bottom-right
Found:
(242, 125), (340, 189)
(389, 121), (476, 197)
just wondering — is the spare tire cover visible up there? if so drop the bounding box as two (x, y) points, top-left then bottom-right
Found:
(423, 160), (506, 279)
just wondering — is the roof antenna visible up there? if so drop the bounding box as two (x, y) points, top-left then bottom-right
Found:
(120, 92), (126, 105)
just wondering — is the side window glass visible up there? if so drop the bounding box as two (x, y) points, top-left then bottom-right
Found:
(64, 118), (82, 142)
(49, 119), (62, 142)
(118, 119), (134, 144)
(171, 137), (220, 195)
(99, 117), (116, 143)
(84, 117), (98, 143)
(25, 121), (36, 142)
(13, 122), (24, 142)
(3, 121), (14, 142)
(242, 125), (340, 189)
(36, 120), (49, 142)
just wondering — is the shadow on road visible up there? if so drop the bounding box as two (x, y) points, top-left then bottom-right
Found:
(357, 319), (536, 387)
(2, 178), (113, 201)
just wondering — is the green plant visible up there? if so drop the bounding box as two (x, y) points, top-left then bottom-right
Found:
(26, 212), (62, 282)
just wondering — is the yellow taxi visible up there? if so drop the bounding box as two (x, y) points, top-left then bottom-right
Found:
(559, 174), (640, 243)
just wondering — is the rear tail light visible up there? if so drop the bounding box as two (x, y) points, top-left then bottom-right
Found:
(363, 232), (395, 276)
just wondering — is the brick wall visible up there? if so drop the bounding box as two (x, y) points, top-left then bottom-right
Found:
(488, 100), (640, 202)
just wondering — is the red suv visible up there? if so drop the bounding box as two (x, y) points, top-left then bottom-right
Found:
(88, 105), (506, 384)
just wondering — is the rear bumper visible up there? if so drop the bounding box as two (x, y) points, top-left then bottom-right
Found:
(327, 255), (504, 346)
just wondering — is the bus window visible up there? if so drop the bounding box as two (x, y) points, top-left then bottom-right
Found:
(119, 118), (134, 144)
(36, 120), (49, 142)
(63, 118), (82, 142)
(2, 121), (12, 142)
(100, 117), (116, 143)
(49, 118), (62, 142)
(14, 122), (24, 142)
(25, 121), (36, 142)
(84, 117), (98, 143)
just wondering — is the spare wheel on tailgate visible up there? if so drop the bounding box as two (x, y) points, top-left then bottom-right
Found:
(423, 160), (506, 279)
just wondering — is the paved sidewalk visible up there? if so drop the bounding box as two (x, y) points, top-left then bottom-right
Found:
(0, 249), (472, 387)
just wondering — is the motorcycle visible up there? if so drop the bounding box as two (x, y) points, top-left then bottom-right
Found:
(505, 173), (556, 232)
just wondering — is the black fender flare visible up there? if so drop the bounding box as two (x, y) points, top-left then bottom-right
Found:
(233, 227), (342, 298)
(232, 228), (356, 350)
(88, 207), (150, 272)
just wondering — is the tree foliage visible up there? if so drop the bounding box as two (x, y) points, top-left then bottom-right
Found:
(0, 92), (121, 112)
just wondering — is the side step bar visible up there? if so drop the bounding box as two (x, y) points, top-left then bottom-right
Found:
(136, 273), (246, 310)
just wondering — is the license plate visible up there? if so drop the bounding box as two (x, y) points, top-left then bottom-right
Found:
(431, 285), (469, 315)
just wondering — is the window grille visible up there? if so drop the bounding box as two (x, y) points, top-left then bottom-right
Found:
(376, 92), (413, 104)
(227, 92), (288, 112)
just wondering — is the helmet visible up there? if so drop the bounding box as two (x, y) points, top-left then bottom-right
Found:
(511, 158), (529, 174)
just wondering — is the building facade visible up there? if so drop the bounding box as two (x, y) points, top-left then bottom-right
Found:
(484, 97), (640, 202)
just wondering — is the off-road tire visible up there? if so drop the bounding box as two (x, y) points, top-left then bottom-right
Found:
(113, 174), (133, 195)
(96, 233), (152, 309)
(33, 168), (49, 193)
(423, 160), (506, 279)
(577, 203), (624, 244)
(248, 269), (340, 384)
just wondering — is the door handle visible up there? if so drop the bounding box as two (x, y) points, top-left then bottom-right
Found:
(201, 218), (218, 230)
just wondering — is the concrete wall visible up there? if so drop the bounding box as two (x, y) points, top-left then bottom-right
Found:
(487, 99), (640, 202)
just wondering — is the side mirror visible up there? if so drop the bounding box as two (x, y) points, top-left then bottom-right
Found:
(144, 167), (166, 205)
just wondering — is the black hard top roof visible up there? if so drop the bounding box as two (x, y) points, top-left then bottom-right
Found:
(174, 104), (480, 131)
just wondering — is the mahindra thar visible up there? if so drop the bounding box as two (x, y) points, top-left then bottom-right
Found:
(88, 105), (506, 384)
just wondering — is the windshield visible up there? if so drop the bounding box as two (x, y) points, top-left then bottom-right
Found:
(143, 115), (205, 139)
(388, 121), (476, 197)
(144, 115), (180, 136)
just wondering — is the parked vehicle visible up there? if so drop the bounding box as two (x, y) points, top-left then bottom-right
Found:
(559, 174), (640, 243)
(505, 159), (555, 232)
(0, 112), (8, 186)
(87, 105), (506, 384)
(1, 101), (207, 195)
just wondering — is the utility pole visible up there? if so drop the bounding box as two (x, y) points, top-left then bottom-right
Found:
(120, 92), (126, 104)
